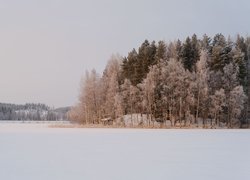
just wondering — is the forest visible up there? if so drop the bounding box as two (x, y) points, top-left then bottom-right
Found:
(69, 34), (250, 128)
(0, 103), (69, 121)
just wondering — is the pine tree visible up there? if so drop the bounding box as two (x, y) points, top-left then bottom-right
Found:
(135, 40), (157, 85)
(175, 39), (182, 61)
(121, 79), (132, 115)
(180, 34), (200, 72)
(121, 49), (138, 84)
(232, 47), (246, 86)
(235, 35), (248, 86)
(181, 36), (193, 71)
(155, 41), (167, 63)
(191, 34), (200, 69)
(201, 34), (212, 52)
(210, 34), (233, 71)
(212, 33), (226, 47)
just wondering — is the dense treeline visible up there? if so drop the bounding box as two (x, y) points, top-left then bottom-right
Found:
(0, 103), (69, 120)
(70, 34), (250, 128)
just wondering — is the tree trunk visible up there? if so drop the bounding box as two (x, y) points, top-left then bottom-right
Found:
(179, 97), (182, 128)
(195, 87), (200, 124)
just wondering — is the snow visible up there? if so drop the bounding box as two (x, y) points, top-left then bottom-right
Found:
(0, 120), (71, 129)
(0, 123), (249, 180)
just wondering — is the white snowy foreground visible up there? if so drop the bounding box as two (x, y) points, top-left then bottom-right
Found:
(0, 123), (249, 180)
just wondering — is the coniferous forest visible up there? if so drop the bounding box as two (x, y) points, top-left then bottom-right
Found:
(0, 103), (69, 121)
(69, 34), (250, 128)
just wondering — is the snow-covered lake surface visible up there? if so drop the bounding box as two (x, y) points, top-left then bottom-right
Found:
(0, 123), (249, 180)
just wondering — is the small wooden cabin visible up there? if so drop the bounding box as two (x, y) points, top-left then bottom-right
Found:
(101, 117), (113, 125)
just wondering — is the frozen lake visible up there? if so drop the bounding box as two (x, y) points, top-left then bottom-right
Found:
(0, 124), (249, 180)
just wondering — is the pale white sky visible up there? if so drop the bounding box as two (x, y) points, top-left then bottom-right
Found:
(0, 0), (249, 107)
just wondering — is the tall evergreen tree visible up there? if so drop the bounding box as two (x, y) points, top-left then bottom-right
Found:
(175, 39), (182, 61)
(201, 34), (212, 52)
(121, 48), (138, 85)
(235, 35), (248, 86)
(210, 34), (233, 71)
(180, 34), (200, 72)
(154, 41), (167, 63)
(181, 36), (193, 71)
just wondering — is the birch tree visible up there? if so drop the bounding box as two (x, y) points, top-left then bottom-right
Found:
(209, 88), (226, 127)
(102, 55), (122, 120)
(161, 58), (193, 126)
(194, 50), (209, 124)
(142, 63), (163, 125)
(228, 86), (246, 127)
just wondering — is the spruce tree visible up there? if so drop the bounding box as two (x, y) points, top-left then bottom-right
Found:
(181, 36), (193, 71)
(235, 35), (248, 87)
(121, 49), (138, 85)
(210, 34), (232, 71)
(175, 39), (182, 61)
(154, 41), (167, 63)
(201, 34), (212, 52)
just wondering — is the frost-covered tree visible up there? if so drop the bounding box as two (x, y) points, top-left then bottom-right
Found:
(141, 62), (163, 125)
(121, 79), (140, 126)
(155, 41), (167, 63)
(231, 45), (247, 86)
(101, 55), (122, 120)
(114, 92), (124, 124)
(209, 89), (226, 126)
(161, 58), (194, 126)
(222, 63), (239, 93)
(166, 40), (183, 61)
(194, 50), (209, 124)
(210, 34), (232, 71)
(200, 34), (212, 52)
(228, 86), (246, 127)
(219, 62), (246, 126)
(68, 69), (102, 124)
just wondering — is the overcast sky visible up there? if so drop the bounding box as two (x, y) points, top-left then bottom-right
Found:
(0, 0), (249, 107)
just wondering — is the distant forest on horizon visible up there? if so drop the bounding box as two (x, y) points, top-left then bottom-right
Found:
(0, 103), (70, 121)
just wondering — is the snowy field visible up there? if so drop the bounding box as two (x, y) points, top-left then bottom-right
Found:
(0, 123), (249, 180)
